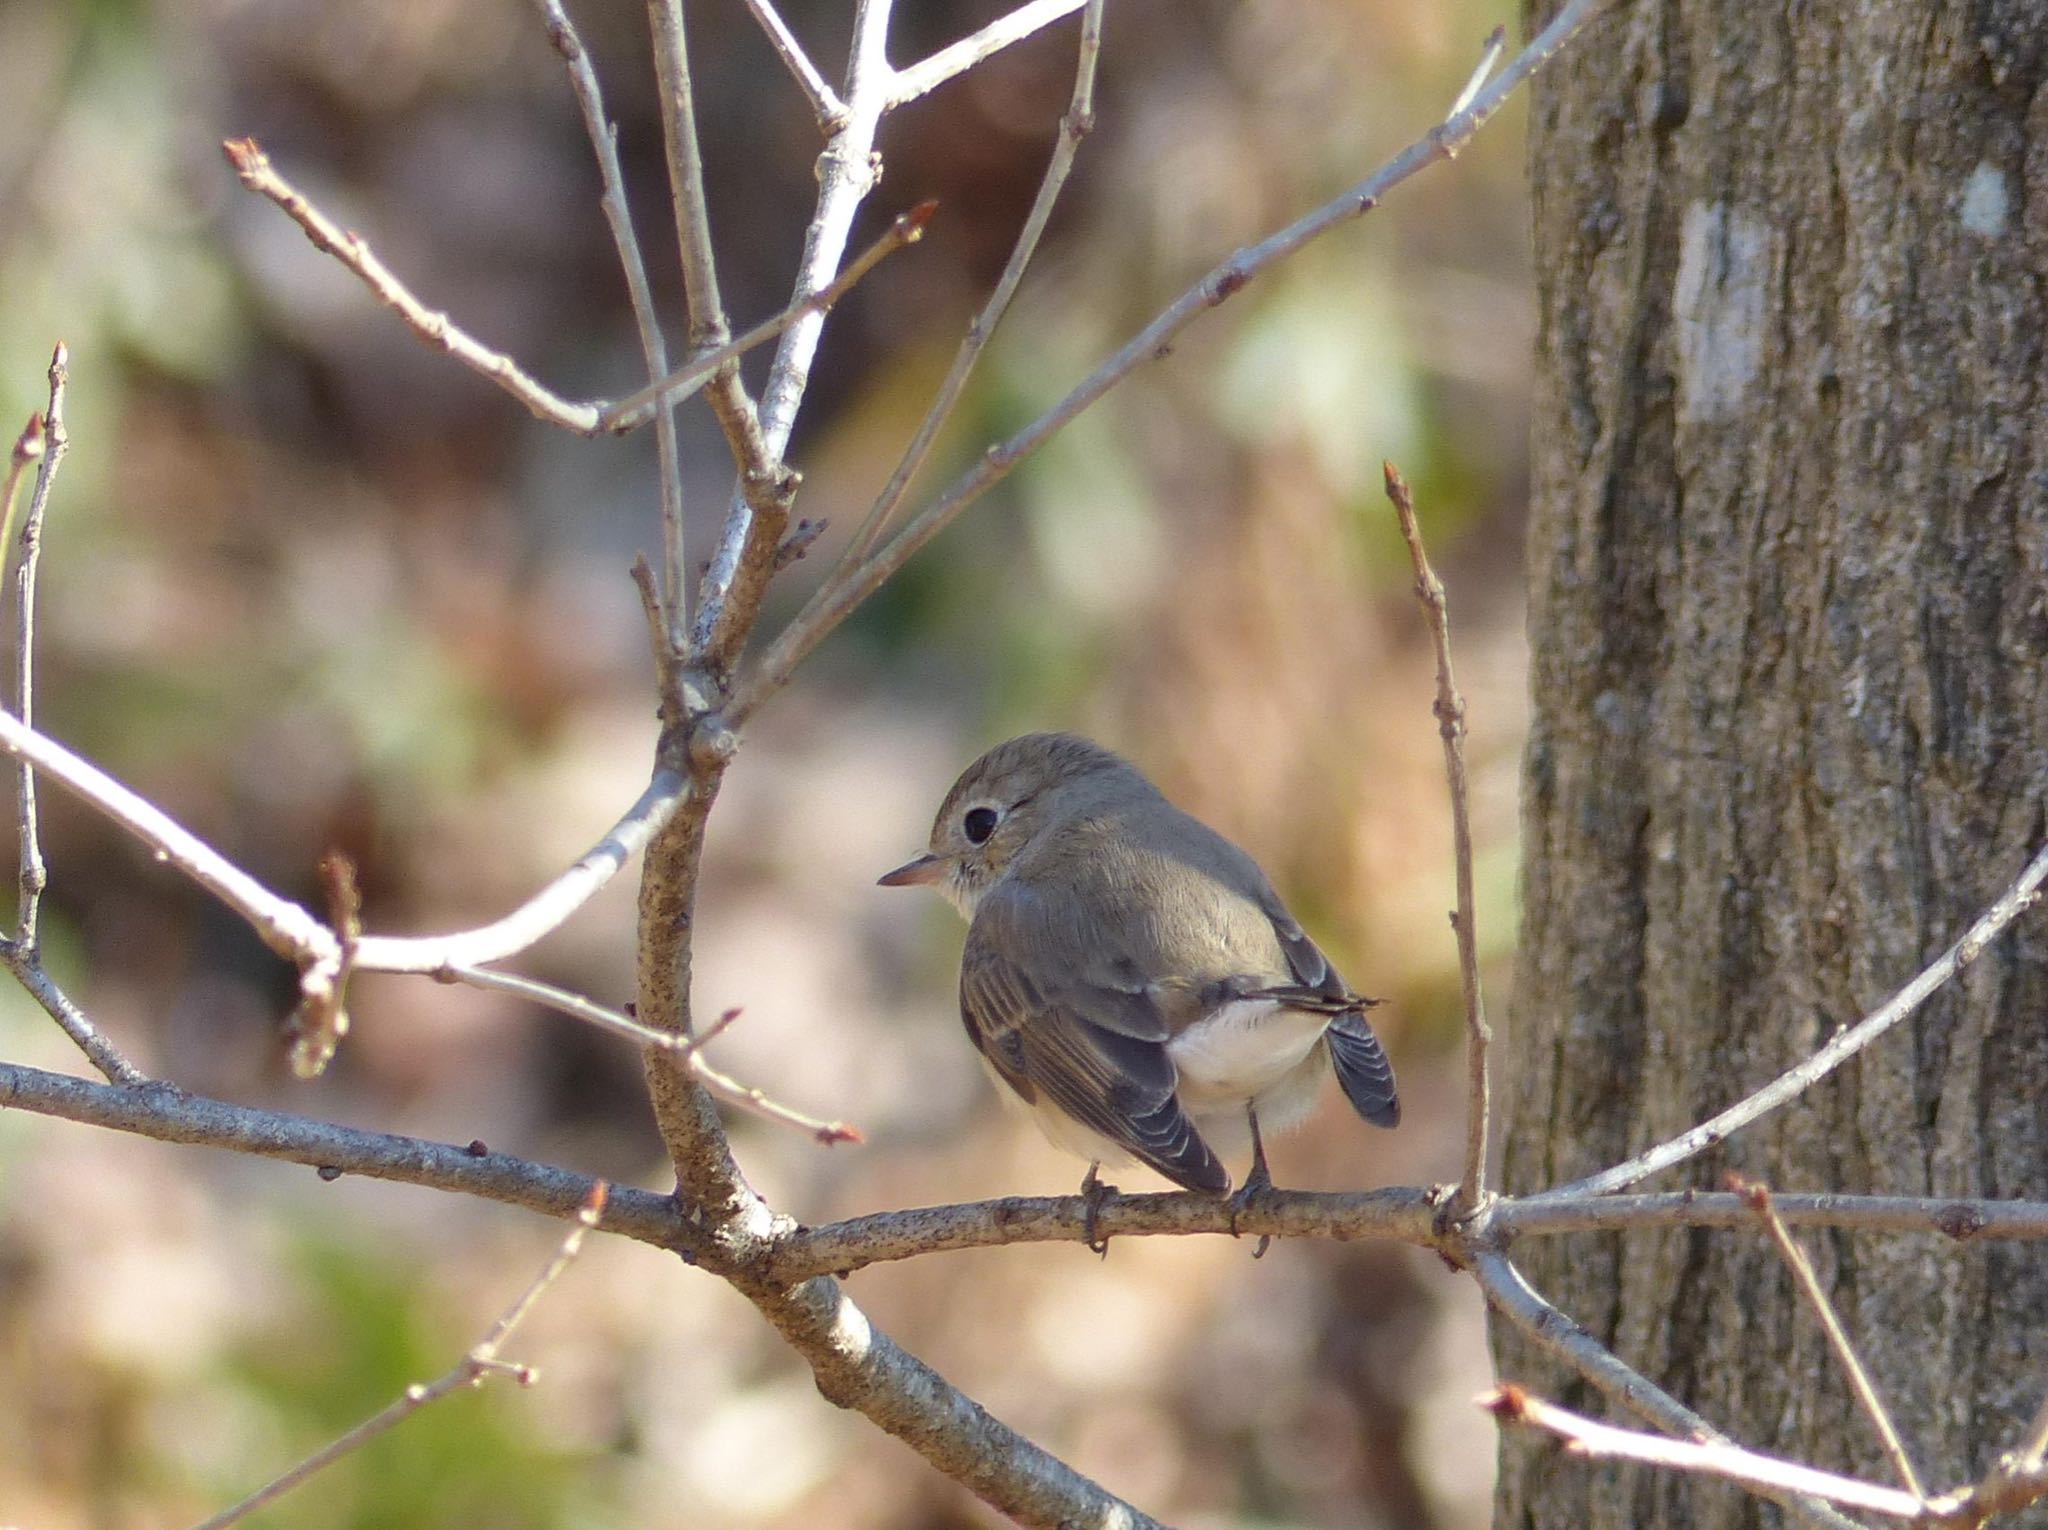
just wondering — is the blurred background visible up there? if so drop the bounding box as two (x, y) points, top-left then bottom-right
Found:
(0, 0), (1534, 1524)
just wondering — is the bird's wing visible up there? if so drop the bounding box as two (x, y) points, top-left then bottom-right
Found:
(1254, 889), (1352, 1003)
(961, 883), (1227, 1192)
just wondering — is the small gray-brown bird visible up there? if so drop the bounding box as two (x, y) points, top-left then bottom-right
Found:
(881, 733), (1397, 1210)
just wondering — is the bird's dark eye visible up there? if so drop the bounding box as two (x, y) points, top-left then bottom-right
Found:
(963, 806), (999, 844)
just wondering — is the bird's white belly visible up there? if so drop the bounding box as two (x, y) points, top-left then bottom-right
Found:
(1168, 999), (1329, 1108)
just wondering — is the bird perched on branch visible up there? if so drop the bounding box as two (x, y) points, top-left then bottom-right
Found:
(881, 733), (1397, 1240)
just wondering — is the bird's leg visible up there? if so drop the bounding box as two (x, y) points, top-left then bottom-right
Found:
(1229, 1106), (1275, 1258)
(1079, 1162), (1116, 1256)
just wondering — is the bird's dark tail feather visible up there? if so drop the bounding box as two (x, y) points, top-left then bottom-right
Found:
(1327, 1010), (1400, 1128)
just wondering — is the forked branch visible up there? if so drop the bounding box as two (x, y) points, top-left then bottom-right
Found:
(733, 0), (1617, 721)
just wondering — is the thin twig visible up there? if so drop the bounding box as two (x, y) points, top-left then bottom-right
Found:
(224, 134), (916, 483)
(10, 344), (65, 952)
(1475, 1251), (1865, 1530)
(884, 0), (1087, 109)
(285, 852), (361, 1080)
(1448, 24), (1508, 118)
(441, 962), (864, 1144)
(0, 703), (685, 977)
(0, 706), (340, 965)
(0, 412), (40, 538)
(1484, 1384), (1926, 1520)
(731, 0), (1615, 723)
(1938, 1392), (2048, 1525)
(687, 1044), (864, 1145)
(1732, 1176), (1926, 1502)
(449, 961), (687, 1050)
(751, 1275), (1166, 1528)
(1474, 1250), (1720, 1438)
(600, 201), (937, 435)
(2018, 1395), (2048, 1481)
(0, 1058), (689, 1247)
(534, 0), (691, 650)
(739, 0), (847, 126)
(1497, 1189), (2048, 1243)
(648, 0), (779, 515)
(222, 139), (604, 433)
(1544, 836), (2048, 1199)
(650, 0), (731, 351)
(693, 1003), (743, 1049)
(351, 769), (687, 972)
(833, 0), (1104, 572)
(688, 0), (897, 665)
(4, 949), (147, 1085)
(1384, 461), (1489, 1213)
(195, 1182), (610, 1530)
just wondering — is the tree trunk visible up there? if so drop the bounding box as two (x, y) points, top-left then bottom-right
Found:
(1497, 2), (2048, 1525)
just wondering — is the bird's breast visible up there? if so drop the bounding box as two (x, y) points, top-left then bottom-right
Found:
(1166, 999), (1331, 1110)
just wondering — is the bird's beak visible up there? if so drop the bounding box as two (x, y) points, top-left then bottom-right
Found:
(878, 852), (947, 888)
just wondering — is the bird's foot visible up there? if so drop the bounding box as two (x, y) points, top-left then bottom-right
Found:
(1228, 1163), (1275, 1259)
(1079, 1164), (1117, 1256)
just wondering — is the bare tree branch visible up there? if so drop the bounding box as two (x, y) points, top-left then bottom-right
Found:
(349, 768), (687, 972)
(1475, 1250), (1721, 1437)
(744, 1274), (1165, 1530)
(0, 1059), (691, 1250)
(646, 0), (780, 534)
(282, 852), (359, 1080)
(1937, 1392), (2048, 1525)
(732, 0), (1619, 723)
(1447, 24), (1508, 117)
(1498, 1189), (2048, 1242)
(4, 959), (147, 1084)
(1544, 836), (2048, 1199)
(0, 409), (40, 535)
(648, 0), (732, 350)
(0, 705), (679, 1007)
(1384, 460), (1491, 1215)
(0, 352), (145, 1084)
(9, 345), (63, 952)
(196, 1182), (609, 1530)
(1734, 1176), (1926, 1502)
(223, 138), (606, 432)
(0, 707), (339, 964)
(739, 0), (847, 127)
(15, 1044), (2048, 1292)
(832, 0), (1104, 572)
(447, 962), (862, 1143)
(687, 0), (896, 668)
(599, 202), (936, 435)
(534, 0), (691, 648)
(222, 135), (919, 475)
(884, 0), (1088, 109)
(1476, 1251), (1866, 1530)
(769, 1185), (1440, 1283)
(1484, 1384), (1927, 1520)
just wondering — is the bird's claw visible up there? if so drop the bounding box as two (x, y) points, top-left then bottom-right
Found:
(1228, 1165), (1275, 1259)
(1079, 1164), (1117, 1256)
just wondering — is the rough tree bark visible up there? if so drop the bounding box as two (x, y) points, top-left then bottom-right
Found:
(1499, 2), (2048, 1526)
